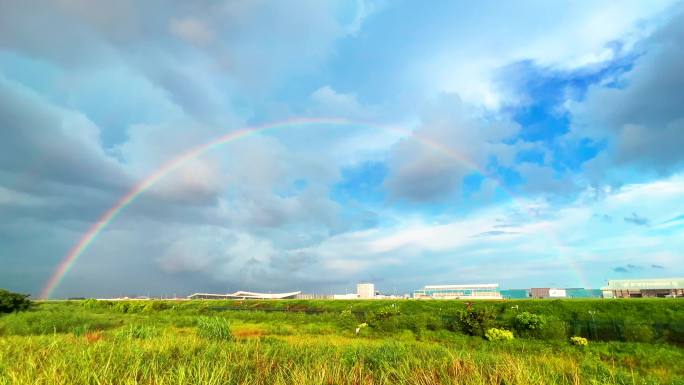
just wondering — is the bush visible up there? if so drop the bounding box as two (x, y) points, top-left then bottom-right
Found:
(539, 318), (567, 340)
(113, 302), (130, 313)
(81, 298), (103, 309)
(338, 309), (359, 330)
(623, 321), (654, 343)
(485, 328), (514, 341)
(366, 305), (402, 332)
(196, 317), (232, 341)
(143, 301), (169, 312)
(456, 306), (496, 336)
(0, 289), (31, 313)
(515, 312), (546, 331)
(570, 336), (588, 346)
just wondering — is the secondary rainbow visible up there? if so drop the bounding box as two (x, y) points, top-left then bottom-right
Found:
(40, 117), (588, 299)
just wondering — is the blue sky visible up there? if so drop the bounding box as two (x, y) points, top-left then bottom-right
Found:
(1, 0), (684, 298)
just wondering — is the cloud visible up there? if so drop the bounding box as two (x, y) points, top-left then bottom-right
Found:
(624, 212), (649, 226)
(651, 264), (665, 269)
(384, 94), (519, 202)
(570, 11), (684, 177)
(2, 1), (684, 298)
(472, 230), (519, 237)
(409, 1), (677, 106)
(287, 173), (684, 288)
(0, 76), (129, 190)
(612, 263), (644, 273)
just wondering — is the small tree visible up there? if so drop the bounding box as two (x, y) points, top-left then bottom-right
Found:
(0, 289), (31, 313)
(457, 306), (496, 336)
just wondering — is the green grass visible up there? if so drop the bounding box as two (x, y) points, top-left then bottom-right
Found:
(0, 299), (683, 384)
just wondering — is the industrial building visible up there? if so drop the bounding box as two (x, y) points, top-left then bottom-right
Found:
(500, 289), (530, 299)
(413, 284), (502, 300)
(530, 288), (567, 299)
(602, 278), (684, 298)
(357, 283), (375, 299)
(188, 291), (301, 300)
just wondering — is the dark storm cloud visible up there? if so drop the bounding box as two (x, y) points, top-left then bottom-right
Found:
(0, 78), (129, 190)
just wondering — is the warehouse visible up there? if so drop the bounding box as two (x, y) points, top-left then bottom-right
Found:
(413, 284), (502, 299)
(188, 291), (301, 300)
(602, 278), (684, 298)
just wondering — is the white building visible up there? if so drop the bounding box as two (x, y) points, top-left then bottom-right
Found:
(188, 291), (301, 300)
(413, 284), (502, 300)
(332, 293), (359, 300)
(357, 283), (375, 299)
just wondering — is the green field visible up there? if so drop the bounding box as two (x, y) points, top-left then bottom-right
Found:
(1, 299), (683, 384)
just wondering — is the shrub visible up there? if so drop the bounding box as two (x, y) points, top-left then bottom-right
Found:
(368, 305), (401, 324)
(81, 299), (98, 309)
(485, 328), (514, 341)
(456, 307), (496, 336)
(570, 336), (588, 346)
(515, 312), (546, 331)
(113, 302), (130, 313)
(143, 301), (169, 312)
(196, 317), (232, 341)
(623, 321), (654, 343)
(366, 305), (402, 332)
(539, 318), (567, 339)
(0, 289), (31, 313)
(338, 308), (358, 330)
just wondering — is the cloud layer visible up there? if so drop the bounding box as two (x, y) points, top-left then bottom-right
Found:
(1, 1), (683, 297)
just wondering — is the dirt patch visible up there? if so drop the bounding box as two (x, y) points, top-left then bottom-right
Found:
(85, 331), (103, 343)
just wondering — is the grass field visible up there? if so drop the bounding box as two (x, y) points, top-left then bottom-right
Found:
(1, 299), (683, 384)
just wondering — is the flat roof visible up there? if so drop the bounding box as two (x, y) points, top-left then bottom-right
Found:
(423, 284), (499, 289)
(603, 278), (684, 290)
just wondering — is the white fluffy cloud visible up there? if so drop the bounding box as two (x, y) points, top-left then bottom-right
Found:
(290, 174), (684, 288)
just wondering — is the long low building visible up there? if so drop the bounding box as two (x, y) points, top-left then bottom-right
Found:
(413, 284), (502, 300)
(188, 291), (301, 300)
(602, 278), (684, 298)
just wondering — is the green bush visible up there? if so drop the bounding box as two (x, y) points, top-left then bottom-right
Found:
(515, 312), (546, 331)
(485, 328), (514, 341)
(143, 301), (169, 312)
(196, 317), (232, 341)
(366, 305), (402, 332)
(456, 306), (496, 336)
(113, 302), (130, 313)
(0, 289), (31, 313)
(337, 308), (359, 330)
(539, 318), (567, 339)
(623, 321), (654, 343)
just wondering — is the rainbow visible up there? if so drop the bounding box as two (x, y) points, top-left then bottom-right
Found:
(39, 117), (589, 299)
